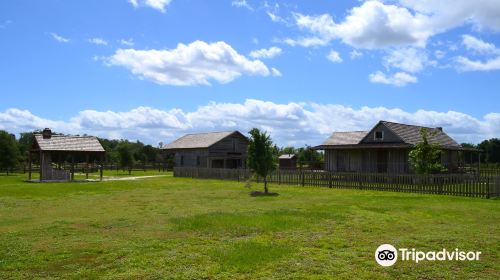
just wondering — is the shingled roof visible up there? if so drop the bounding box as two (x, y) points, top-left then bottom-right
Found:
(33, 135), (105, 152)
(317, 121), (462, 149)
(321, 131), (368, 146)
(163, 131), (246, 150)
(380, 121), (459, 147)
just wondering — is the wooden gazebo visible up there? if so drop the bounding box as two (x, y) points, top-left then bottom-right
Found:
(28, 128), (106, 182)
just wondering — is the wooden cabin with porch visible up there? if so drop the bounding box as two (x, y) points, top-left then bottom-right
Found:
(315, 121), (469, 174)
(28, 128), (106, 182)
(163, 131), (248, 169)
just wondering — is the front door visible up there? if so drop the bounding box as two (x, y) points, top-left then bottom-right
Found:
(377, 150), (388, 173)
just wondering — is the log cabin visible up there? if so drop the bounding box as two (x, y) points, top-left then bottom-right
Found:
(315, 121), (468, 173)
(163, 131), (248, 169)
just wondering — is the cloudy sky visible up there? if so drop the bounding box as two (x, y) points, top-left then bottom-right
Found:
(1, 0), (499, 146)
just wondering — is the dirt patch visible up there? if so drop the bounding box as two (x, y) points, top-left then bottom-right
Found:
(250, 191), (279, 197)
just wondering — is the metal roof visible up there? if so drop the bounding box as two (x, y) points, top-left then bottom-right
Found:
(34, 135), (105, 152)
(279, 154), (297, 159)
(163, 131), (245, 150)
(321, 131), (368, 146)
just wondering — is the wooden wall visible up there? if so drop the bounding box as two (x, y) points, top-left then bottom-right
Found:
(361, 123), (403, 144)
(325, 148), (410, 173)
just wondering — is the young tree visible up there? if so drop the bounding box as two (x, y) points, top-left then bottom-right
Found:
(0, 131), (20, 175)
(408, 128), (446, 174)
(247, 128), (276, 193)
(117, 142), (134, 174)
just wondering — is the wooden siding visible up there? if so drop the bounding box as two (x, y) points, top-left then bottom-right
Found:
(325, 148), (410, 173)
(174, 149), (209, 168)
(361, 123), (403, 144)
(208, 134), (248, 157)
(173, 134), (248, 169)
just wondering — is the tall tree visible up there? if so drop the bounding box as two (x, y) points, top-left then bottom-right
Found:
(478, 138), (500, 164)
(408, 128), (446, 174)
(0, 131), (20, 174)
(117, 142), (134, 174)
(247, 128), (276, 193)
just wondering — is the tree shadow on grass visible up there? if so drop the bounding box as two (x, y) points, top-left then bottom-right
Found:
(249, 191), (279, 197)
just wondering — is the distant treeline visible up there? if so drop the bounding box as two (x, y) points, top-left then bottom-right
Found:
(461, 139), (500, 165)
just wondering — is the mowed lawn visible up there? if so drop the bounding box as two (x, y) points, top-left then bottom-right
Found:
(0, 173), (499, 279)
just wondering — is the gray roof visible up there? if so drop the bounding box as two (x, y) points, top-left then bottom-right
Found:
(163, 131), (244, 150)
(381, 121), (460, 147)
(34, 135), (105, 152)
(318, 121), (461, 149)
(321, 131), (368, 146)
(279, 154), (296, 159)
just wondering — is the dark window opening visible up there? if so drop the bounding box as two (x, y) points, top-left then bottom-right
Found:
(180, 156), (184, 166)
(196, 156), (200, 166)
(375, 131), (384, 140)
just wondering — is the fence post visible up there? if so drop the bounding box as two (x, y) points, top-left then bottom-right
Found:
(328, 171), (332, 188)
(486, 177), (490, 199)
(301, 170), (305, 187)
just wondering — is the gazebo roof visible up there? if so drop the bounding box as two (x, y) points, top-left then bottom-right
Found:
(33, 135), (105, 152)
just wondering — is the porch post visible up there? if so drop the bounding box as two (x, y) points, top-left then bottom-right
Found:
(28, 151), (32, 181)
(39, 151), (42, 182)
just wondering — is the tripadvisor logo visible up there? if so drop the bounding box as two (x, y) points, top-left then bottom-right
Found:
(375, 244), (481, 267)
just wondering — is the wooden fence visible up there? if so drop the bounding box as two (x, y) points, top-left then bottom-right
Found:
(174, 167), (500, 199)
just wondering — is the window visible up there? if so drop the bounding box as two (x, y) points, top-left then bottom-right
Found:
(196, 156), (200, 166)
(180, 156), (184, 166)
(375, 131), (384, 140)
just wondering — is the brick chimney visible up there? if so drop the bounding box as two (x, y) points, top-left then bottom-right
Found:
(436, 127), (443, 132)
(42, 128), (52, 139)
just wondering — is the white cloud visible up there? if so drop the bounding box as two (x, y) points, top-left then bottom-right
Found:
(288, 0), (500, 50)
(461, 35), (499, 55)
(128, 0), (171, 13)
(119, 38), (135, 46)
(455, 36), (500, 71)
(249, 47), (282, 59)
(271, 68), (282, 77)
(434, 50), (446, 59)
(231, 0), (253, 11)
(2, 99), (499, 145)
(88, 37), (108, 46)
(455, 56), (500, 71)
(106, 40), (276, 86)
(369, 71), (417, 86)
(350, 50), (363, 59)
(383, 48), (433, 73)
(267, 11), (286, 23)
(282, 37), (329, 47)
(50, 32), (70, 43)
(326, 50), (342, 63)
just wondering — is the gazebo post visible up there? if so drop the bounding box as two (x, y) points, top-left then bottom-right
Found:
(100, 153), (104, 181)
(85, 154), (89, 179)
(28, 151), (32, 181)
(71, 153), (75, 181)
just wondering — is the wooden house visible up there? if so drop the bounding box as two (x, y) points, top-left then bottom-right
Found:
(316, 121), (465, 173)
(29, 128), (105, 182)
(279, 154), (297, 169)
(163, 131), (248, 169)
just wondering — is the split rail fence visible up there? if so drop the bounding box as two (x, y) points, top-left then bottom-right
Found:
(174, 167), (500, 199)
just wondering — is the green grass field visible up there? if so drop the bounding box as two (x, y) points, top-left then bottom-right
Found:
(0, 173), (499, 279)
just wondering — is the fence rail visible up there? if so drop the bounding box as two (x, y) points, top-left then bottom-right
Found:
(174, 167), (500, 199)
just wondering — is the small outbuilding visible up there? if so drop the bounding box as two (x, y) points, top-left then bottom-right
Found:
(279, 154), (297, 169)
(29, 128), (105, 182)
(163, 131), (248, 169)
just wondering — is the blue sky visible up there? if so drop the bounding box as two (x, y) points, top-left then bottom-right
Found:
(1, 0), (499, 146)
